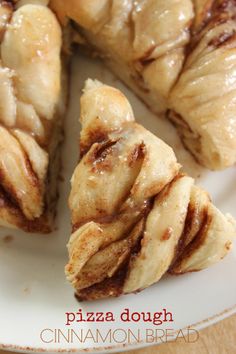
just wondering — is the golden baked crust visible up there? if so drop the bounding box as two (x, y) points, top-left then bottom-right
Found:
(0, 1), (65, 232)
(50, 0), (194, 113)
(50, 0), (236, 170)
(169, 0), (236, 169)
(66, 80), (236, 300)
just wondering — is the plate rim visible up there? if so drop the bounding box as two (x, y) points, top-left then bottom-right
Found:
(1, 304), (235, 354)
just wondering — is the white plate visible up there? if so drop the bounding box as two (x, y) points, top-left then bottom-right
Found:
(0, 53), (235, 354)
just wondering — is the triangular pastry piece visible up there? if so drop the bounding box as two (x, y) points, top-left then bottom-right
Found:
(50, 0), (236, 170)
(66, 80), (236, 300)
(0, 1), (66, 232)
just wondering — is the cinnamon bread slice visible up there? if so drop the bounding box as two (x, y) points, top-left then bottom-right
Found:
(0, 0), (67, 232)
(66, 80), (235, 300)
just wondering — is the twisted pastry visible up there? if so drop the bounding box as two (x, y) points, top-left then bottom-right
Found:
(0, 0), (65, 232)
(66, 80), (236, 300)
(50, 0), (236, 170)
(169, 0), (236, 169)
(50, 0), (194, 114)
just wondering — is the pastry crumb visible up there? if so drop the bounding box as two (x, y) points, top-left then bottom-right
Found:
(3, 235), (14, 243)
(23, 287), (31, 294)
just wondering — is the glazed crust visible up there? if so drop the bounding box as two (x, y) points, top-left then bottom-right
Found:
(50, 0), (236, 170)
(50, 0), (194, 113)
(0, 0), (65, 232)
(169, 0), (236, 169)
(66, 80), (236, 300)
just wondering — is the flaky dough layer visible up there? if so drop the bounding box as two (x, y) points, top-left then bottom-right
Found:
(50, 0), (236, 170)
(66, 80), (235, 300)
(0, 0), (66, 232)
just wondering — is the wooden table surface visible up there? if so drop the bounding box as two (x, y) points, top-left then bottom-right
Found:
(0, 314), (235, 354)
